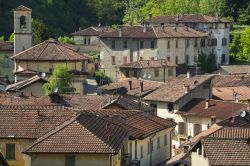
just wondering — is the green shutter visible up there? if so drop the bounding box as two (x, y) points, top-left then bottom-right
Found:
(65, 155), (75, 166)
(6, 144), (15, 160)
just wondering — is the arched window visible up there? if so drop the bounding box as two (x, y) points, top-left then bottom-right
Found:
(20, 16), (26, 29)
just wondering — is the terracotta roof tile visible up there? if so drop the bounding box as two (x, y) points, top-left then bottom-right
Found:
(149, 14), (231, 24)
(177, 98), (248, 119)
(120, 59), (176, 69)
(11, 39), (88, 61)
(71, 26), (114, 36)
(202, 137), (250, 166)
(213, 87), (250, 101)
(24, 112), (128, 154)
(212, 75), (250, 87)
(220, 65), (250, 75)
(143, 75), (213, 102)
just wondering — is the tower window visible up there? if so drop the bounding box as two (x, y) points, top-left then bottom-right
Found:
(20, 16), (27, 29)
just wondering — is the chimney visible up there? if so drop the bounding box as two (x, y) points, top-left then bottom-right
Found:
(140, 81), (144, 93)
(205, 99), (209, 109)
(129, 80), (132, 90)
(143, 23), (147, 32)
(184, 84), (190, 94)
(187, 71), (190, 78)
(118, 28), (122, 37)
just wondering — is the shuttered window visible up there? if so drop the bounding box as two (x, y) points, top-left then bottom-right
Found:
(6, 144), (15, 160)
(65, 155), (75, 166)
(178, 122), (186, 135)
(194, 124), (202, 136)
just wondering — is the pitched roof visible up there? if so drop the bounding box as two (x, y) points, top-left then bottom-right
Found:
(149, 14), (231, 24)
(0, 109), (75, 139)
(83, 109), (176, 139)
(213, 87), (250, 101)
(201, 137), (250, 166)
(71, 26), (113, 36)
(6, 75), (47, 92)
(100, 25), (207, 39)
(0, 41), (14, 51)
(11, 39), (88, 61)
(177, 98), (248, 119)
(212, 75), (250, 87)
(24, 112), (128, 154)
(14, 5), (32, 11)
(120, 59), (176, 69)
(102, 78), (164, 97)
(143, 75), (213, 102)
(220, 65), (250, 75)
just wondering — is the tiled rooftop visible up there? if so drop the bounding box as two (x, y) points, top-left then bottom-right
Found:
(120, 59), (176, 69)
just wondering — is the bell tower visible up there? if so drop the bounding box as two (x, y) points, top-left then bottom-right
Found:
(13, 5), (32, 55)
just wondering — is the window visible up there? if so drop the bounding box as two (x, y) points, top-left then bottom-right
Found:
(123, 56), (127, 64)
(221, 54), (225, 64)
(175, 40), (178, 48)
(168, 68), (173, 77)
(140, 41), (144, 49)
(84, 38), (87, 45)
(225, 23), (228, 28)
(135, 141), (137, 159)
(157, 137), (160, 149)
(186, 55), (189, 64)
(222, 38), (227, 46)
(193, 124), (202, 136)
(124, 40), (127, 49)
(200, 39), (206, 47)
(178, 122), (186, 135)
(65, 155), (75, 166)
(133, 71), (138, 78)
(150, 141), (153, 152)
(150, 103), (157, 115)
(125, 70), (129, 77)
(211, 38), (217, 46)
(154, 69), (159, 77)
(195, 39), (198, 47)
(111, 40), (115, 49)
(88, 38), (90, 45)
(175, 56), (178, 64)
(167, 56), (170, 62)
(20, 16), (26, 29)
(167, 40), (170, 49)
(168, 103), (174, 112)
(207, 39), (211, 46)
(164, 134), (167, 146)
(6, 144), (15, 160)
(129, 142), (132, 160)
(186, 39), (189, 47)
(151, 40), (155, 49)
(111, 56), (116, 65)
(140, 145), (143, 159)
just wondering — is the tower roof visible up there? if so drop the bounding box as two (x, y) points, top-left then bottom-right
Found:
(14, 5), (32, 12)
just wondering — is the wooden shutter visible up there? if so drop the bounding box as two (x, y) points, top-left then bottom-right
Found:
(6, 144), (15, 160)
(65, 156), (75, 166)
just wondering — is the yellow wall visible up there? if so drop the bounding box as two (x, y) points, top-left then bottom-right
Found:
(0, 138), (35, 166)
(30, 153), (121, 166)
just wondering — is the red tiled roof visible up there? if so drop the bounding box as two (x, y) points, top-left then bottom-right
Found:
(177, 98), (248, 119)
(201, 137), (250, 166)
(71, 26), (114, 36)
(120, 59), (176, 69)
(0, 109), (75, 139)
(212, 75), (250, 87)
(0, 41), (14, 51)
(149, 14), (231, 24)
(11, 39), (88, 61)
(143, 75), (213, 102)
(220, 65), (250, 75)
(213, 87), (250, 101)
(24, 112), (128, 154)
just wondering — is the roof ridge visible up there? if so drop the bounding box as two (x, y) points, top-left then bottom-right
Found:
(55, 43), (71, 60)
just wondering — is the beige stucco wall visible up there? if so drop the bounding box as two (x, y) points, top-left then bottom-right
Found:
(0, 138), (34, 166)
(30, 153), (120, 166)
(0, 51), (14, 81)
(20, 81), (45, 95)
(191, 145), (210, 166)
(128, 128), (173, 166)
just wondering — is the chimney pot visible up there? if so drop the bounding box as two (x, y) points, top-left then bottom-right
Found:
(187, 71), (190, 78)
(205, 99), (209, 109)
(129, 80), (132, 90)
(184, 84), (190, 94)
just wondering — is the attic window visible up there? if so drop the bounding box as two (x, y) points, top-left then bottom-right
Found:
(20, 16), (26, 29)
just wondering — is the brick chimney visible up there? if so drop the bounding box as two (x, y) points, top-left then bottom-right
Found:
(184, 84), (190, 94)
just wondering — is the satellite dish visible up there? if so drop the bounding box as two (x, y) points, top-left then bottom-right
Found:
(41, 72), (46, 78)
(143, 73), (147, 79)
(187, 135), (192, 141)
(240, 110), (248, 118)
(147, 74), (151, 79)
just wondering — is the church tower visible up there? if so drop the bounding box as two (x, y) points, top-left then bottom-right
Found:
(13, 5), (32, 55)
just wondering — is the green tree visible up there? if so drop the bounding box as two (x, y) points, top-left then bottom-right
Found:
(123, 0), (146, 25)
(43, 65), (75, 95)
(0, 35), (4, 41)
(95, 70), (110, 86)
(198, 50), (217, 72)
(240, 27), (250, 62)
(8, 33), (14, 41)
(58, 36), (76, 45)
(230, 32), (242, 62)
(32, 19), (49, 45)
